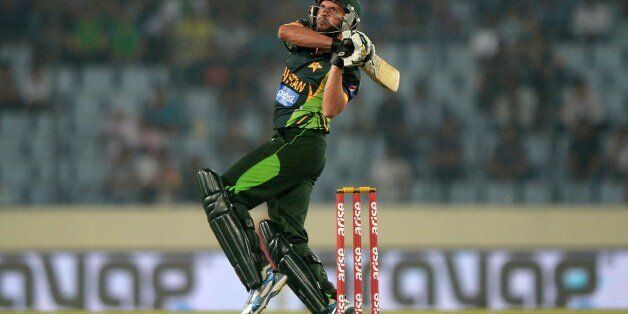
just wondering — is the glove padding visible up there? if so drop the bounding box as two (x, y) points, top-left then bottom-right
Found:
(341, 30), (375, 68)
(331, 37), (355, 69)
(331, 37), (355, 58)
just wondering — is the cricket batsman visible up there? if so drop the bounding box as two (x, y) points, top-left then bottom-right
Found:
(196, 1), (372, 313)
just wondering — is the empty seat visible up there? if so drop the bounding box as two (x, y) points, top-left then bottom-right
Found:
(33, 157), (54, 181)
(34, 114), (55, 136)
(186, 88), (220, 139)
(0, 141), (24, 161)
(460, 132), (476, 170)
(73, 93), (104, 138)
(1, 162), (28, 186)
(450, 181), (479, 203)
(600, 181), (624, 204)
(594, 45), (622, 70)
(30, 183), (55, 204)
(555, 44), (587, 72)
(1, 113), (29, 140)
(109, 92), (142, 116)
(54, 66), (79, 94)
(148, 66), (171, 85)
(412, 180), (439, 203)
(604, 92), (626, 125)
(524, 181), (552, 204)
(0, 180), (22, 205)
(618, 21), (628, 45)
(526, 135), (551, 170)
(431, 71), (455, 98)
(75, 140), (100, 162)
(82, 66), (114, 94)
(447, 45), (475, 72)
(486, 182), (516, 204)
(120, 66), (151, 94)
(31, 134), (54, 159)
(561, 182), (594, 204)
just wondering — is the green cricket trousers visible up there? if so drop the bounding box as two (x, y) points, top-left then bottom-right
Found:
(221, 127), (333, 293)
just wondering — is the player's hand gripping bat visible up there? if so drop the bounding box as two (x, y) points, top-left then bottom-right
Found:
(342, 31), (400, 93)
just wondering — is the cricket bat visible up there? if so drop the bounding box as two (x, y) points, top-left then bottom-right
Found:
(340, 30), (400, 93)
(361, 53), (400, 93)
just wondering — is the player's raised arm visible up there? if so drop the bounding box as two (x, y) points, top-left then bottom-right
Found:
(278, 21), (355, 54)
(322, 62), (349, 118)
(278, 22), (334, 50)
(323, 32), (373, 118)
(279, 0), (360, 52)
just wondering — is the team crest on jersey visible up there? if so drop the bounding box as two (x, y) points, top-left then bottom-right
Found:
(308, 62), (323, 73)
(348, 85), (358, 98)
(276, 84), (300, 107)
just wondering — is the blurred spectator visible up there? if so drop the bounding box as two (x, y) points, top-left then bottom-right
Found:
(21, 62), (52, 111)
(471, 28), (499, 60)
(142, 0), (178, 63)
(493, 82), (538, 129)
(607, 126), (628, 181)
(477, 41), (520, 112)
(182, 155), (205, 202)
(0, 0), (29, 42)
(393, 1), (422, 41)
(572, 0), (614, 42)
(175, 1), (214, 81)
(487, 126), (531, 182)
(530, 53), (571, 129)
(139, 119), (169, 155)
(104, 108), (141, 164)
(0, 0), (626, 206)
(376, 96), (416, 164)
(498, 6), (524, 46)
(377, 96), (408, 146)
(218, 120), (255, 166)
(136, 148), (160, 203)
(63, 7), (109, 63)
(409, 81), (439, 131)
(0, 63), (24, 110)
(433, 0), (463, 44)
(561, 78), (603, 131)
(143, 86), (184, 134)
(106, 147), (139, 203)
(567, 121), (602, 180)
(371, 145), (413, 203)
(110, 6), (144, 61)
(430, 115), (464, 182)
(155, 151), (182, 203)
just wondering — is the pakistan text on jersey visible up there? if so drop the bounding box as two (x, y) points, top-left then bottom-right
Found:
(281, 68), (310, 94)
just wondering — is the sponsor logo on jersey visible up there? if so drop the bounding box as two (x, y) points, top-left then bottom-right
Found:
(276, 84), (300, 107)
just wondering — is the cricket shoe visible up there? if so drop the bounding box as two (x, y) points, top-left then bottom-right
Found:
(241, 265), (287, 314)
(328, 298), (354, 314)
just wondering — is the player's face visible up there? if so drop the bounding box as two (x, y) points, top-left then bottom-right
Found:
(317, 1), (345, 32)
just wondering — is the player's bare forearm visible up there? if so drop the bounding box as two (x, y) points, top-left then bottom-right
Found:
(322, 65), (348, 118)
(278, 23), (333, 50)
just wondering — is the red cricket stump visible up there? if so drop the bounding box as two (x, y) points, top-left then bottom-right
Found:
(368, 190), (380, 314)
(353, 191), (363, 313)
(336, 187), (380, 314)
(336, 191), (347, 313)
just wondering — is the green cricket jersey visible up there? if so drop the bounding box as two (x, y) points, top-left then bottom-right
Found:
(273, 20), (361, 133)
